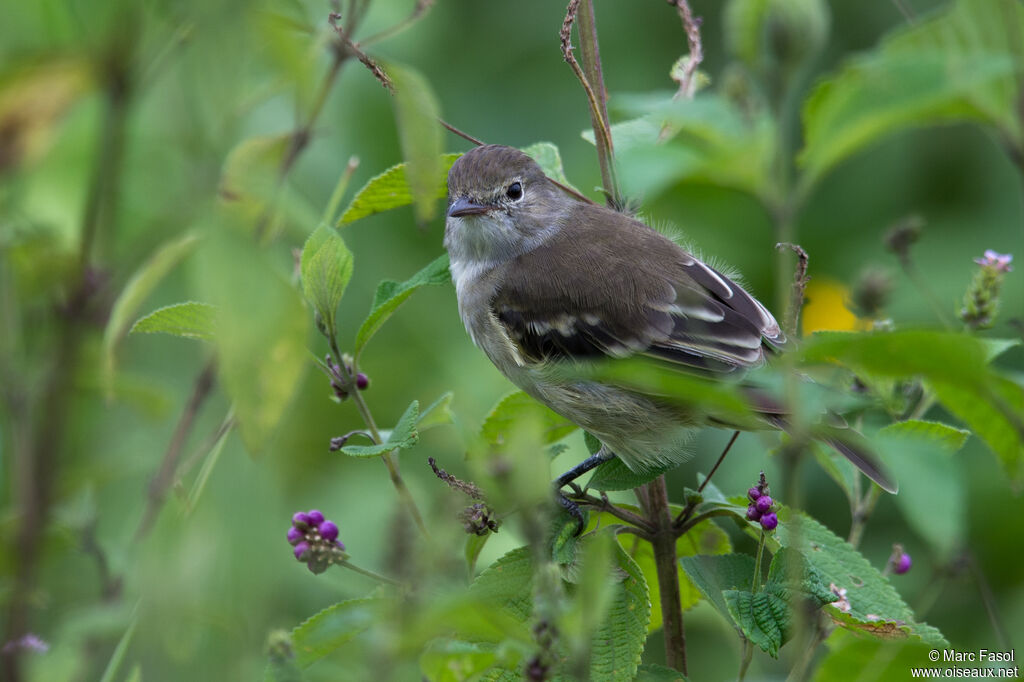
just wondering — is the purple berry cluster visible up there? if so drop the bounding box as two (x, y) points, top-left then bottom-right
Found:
(745, 473), (779, 531)
(288, 509), (347, 574)
(328, 353), (369, 401)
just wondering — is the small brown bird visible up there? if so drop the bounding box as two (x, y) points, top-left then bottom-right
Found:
(443, 144), (894, 503)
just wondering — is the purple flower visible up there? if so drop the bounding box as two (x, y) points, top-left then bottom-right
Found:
(894, 552), (912, 575)
(286, 527), (304, 545)
(973, 250), (1013, 273)
(356, 373), (370, 390)
(294, 542), (311, 561)
(292, 512), (312, 529)
(307, 510), (325, 526)
(760, 512), (778, 531)
(747, 487), (761, 501)
(755, 495), (773, 514)
(746, 504), (761, 521)
(318, 520), (339, 542)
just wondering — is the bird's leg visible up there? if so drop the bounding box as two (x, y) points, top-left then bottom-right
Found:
(555, 446), (615, 535)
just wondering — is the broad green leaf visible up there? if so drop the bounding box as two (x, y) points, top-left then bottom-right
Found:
(981, 337), (1021, 362)
(419, 640), (500, 682)
(338, 154), (460, 225)
(218, 133), (289, 221)
(300, 224), (353, 336)
(130, 302), (216, 340)
(799, 0), (1024, 187)
(723, 548), (835, 657)
(769, 509), (948, 646)
(354, 253), (450, 358)
(812, 629), (936, 682)
(878, 420), (970, 453)
(679, 553), (756, 631)
(467, 546), (535, 624)
(419, 391), (455, 431)
(291, 598), (383, 669)
(587, 457), (674, 492)
(480, 391), (577, 447)
(932, 376), (1024, 485)
(520, 142), (580, 193)
(389, 62), (443, 223)
(608, 93), (777, 202)
(635, 663), (688, 681)
(197, 228), (309, 453)
(585, 541), (650, 681)
(341, 400), (419, 457)
(102, 233), (200, 393)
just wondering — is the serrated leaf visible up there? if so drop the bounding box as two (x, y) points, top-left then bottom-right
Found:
(770, 510), (949, 646)
(389, 62), (443, 223)
(480, 391), (577, 448)
(130, 302), (217, 340)
(197, 229), (308, 454)
(679, 553), (756, 631)
(341, 400), (419, 457)
(585, 541), (650, 681)
(354, 253), (450, 358)
(419, 391), (455, 431)
(799, 0), (1024, 188)
(467, 547), (535, 624)
(300, 224), (353, 335)
(878, 420), (970, 453)
(102, 233), (200, 394)
(291, 598), (383, 669)
(520, 142), (580, 193)
(724, 548), (835, 658)
(587, 457), (675, 492)
(338, 154), (460, 225)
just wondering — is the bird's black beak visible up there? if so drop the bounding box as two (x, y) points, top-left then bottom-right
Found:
(447, 197), (490, 218)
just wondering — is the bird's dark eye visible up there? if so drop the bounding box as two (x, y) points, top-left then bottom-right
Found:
(506, 182), (523, 200)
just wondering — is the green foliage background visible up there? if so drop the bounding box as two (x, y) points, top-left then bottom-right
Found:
(1, 0), (1022, 680)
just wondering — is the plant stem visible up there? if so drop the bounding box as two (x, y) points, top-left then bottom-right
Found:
(738, 530), (768, 681)
(847, 485), (881, 548)
(339, 559), (402, 586)
(328, 337), (429, 537)
(640, 476), (687, 674)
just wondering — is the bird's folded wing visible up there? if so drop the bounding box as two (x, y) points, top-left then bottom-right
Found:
(491, 205), (784, 373)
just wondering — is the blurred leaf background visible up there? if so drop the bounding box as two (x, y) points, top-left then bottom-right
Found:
(1, 0), (1022, 680)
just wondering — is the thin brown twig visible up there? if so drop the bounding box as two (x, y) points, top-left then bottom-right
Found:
(669, 0), (703, 100)
(776, 242), (809, 339)
(360, 0), (435, 46)
(568, 490), (656, 537)
(673, 430), (740, 530)
(328, 13), (393, 92)
(439, 118), (485, 146)
(561, 0), (618, 204)
(134, 359), (216, 542)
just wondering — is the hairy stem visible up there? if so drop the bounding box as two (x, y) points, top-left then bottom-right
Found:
(640, 477), (687, 674)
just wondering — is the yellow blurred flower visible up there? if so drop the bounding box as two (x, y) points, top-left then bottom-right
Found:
(801, 278), (866, 335)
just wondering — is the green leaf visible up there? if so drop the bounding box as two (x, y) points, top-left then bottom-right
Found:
(679, 553), (756, 631)
(341, 400), (419, 457)
(97, 608), (138, 682)
(723, 548), (835, 657)
(197, 228), (309, 454)
(419, 640), (500, 682)
(520, 142), (580, 193)
(218, 133), (289, 220)
(338, 154), (460, 225)
(587, 457), (675, 492)
(771, 510), (949, 646)
(608, 93), (777, 202)
(130, 302), (217, 340)
(291, 598), (383, 669)
(799, 0), (1024, 187)
(635, 663), (688, 681)
(981, 337), (1021, 363)
(300, 223), (354, 336)
(465, 532), (490, 579)
(480, 391), (578, 448)
(354, 253), (450, 358)
(812, 629), (936, 682)
(800, 330), (1024, 484)
(585, 541), (650, 681)
(419, 391), (455, 431)
(389, 62), (443, 224)
(878, 419), (970, 452)
(102, 233), (200, 394)
(467, 547), (535, 624)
